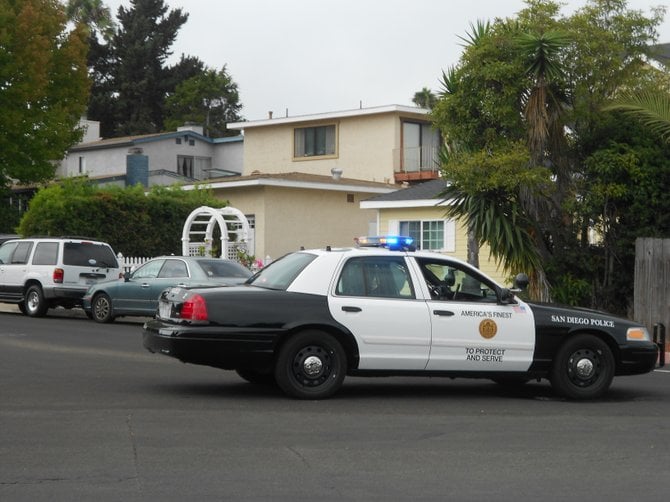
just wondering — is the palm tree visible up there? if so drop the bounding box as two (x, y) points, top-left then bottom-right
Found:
(515, 30), (570, 301)
(412, 87), (437, 109)
(437, 23), (564, 300)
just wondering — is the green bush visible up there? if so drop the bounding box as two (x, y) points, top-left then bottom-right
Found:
(17, 179), (227, 256)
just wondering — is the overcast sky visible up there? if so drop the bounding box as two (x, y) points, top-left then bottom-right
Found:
(103, 0), (669, 121)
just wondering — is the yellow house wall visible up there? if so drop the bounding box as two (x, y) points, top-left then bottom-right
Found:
(242, 114), (402, 183)
(214, 186), (377, 261)
(377, 207), (509, 285)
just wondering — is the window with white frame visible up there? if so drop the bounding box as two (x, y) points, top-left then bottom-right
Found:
(294, 125), (336, 157)
(390, 219), (455, 252)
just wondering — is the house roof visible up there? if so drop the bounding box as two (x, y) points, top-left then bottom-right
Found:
(360, 179), (449, 209)
(228, 104), (430, 130)
(182, 171), (399, 194)
(68, 130), (242, 152)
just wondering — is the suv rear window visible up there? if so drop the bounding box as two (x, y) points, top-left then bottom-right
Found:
(63, 242), (119, 268)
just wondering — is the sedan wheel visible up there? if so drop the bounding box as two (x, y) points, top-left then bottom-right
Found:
(92, 293), (114, 323)
(550, 334), (614, 400)
(275, 330), (346, 400)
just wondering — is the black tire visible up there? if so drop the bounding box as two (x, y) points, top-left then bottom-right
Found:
(274, 330), (346, 400)
(550, 334), (615, 400)
(91, 293), (114, 323)
(235, 368), (276, 385)
(24, 285), (48, 317)
(17, 302), (27, 315)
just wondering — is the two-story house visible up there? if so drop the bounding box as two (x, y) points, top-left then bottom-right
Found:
(182, 105), (442, 261)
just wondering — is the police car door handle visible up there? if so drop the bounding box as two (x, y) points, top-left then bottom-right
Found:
(433, 310), (455, 317)
(342, 306), (362, 313)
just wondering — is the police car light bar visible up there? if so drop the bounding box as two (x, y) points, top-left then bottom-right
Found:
(356, 235), (416, 251)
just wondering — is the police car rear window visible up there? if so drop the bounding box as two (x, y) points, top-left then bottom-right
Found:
(248, 253), (316, 290)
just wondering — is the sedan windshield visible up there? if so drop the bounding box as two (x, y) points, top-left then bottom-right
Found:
(248, 252), (316, 290)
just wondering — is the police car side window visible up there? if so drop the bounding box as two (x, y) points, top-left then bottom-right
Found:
(418, 258), (497, 303)
(336, 257), (415, 299)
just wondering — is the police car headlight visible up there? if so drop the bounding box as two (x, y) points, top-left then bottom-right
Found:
(626, 327), (651, 342)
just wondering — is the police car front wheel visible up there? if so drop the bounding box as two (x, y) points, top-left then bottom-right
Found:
(275, 330), (346, 400)
(550, 334), (615, 400)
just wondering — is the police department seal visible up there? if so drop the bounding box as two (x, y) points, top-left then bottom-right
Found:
(479, 319), (497, 339)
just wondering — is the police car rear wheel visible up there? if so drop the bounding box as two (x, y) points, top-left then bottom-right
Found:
(550, 334), (614, 400)
(275, 330), (346, 400)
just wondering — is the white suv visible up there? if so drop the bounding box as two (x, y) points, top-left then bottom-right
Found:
(0, 237), (121, 317)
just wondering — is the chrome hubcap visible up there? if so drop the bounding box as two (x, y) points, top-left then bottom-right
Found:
(303, 356), (323, 376)
(575, 358), (594, 379)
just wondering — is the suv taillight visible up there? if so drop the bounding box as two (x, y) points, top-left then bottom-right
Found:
(53, 268), (64, 283)
(179, 294), (208, 321)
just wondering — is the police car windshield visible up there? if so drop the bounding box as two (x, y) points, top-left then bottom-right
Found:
(248, 252), (317, 290)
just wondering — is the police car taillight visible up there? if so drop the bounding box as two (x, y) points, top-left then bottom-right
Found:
(179, 293), (208, 321)
(356, 235), (416, 251)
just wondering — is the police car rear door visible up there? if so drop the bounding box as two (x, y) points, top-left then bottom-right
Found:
(329, 254), (431, 370)
(411, 257), (535, 372)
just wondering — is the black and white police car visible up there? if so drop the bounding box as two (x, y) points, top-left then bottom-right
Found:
(143, 236), (661, 400)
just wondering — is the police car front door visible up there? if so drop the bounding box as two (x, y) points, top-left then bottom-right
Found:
(413, 258), (535, 372)
(329, 255), (431, 370)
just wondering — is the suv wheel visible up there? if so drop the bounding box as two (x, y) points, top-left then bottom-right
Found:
(24, 285), (48, 317)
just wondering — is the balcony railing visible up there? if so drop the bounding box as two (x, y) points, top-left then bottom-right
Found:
(393, 146), (440, 181)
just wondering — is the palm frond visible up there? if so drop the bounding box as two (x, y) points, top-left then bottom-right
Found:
(517, 31), (569, 81)
(457, 20), (491, 48)
(604, 91), (670, 142)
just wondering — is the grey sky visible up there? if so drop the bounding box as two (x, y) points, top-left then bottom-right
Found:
(103, 0), (669, 121)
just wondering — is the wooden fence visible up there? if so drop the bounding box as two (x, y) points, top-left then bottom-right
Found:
(634, 238), (670, 350)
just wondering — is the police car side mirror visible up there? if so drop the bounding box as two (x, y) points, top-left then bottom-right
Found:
(499, 288), (515, 304)
(513, 273), (529, 291)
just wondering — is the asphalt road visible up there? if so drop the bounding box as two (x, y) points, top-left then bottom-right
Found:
(1, 308), (669, 501)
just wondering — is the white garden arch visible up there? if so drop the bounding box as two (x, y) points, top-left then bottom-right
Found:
(181, 206), (251, 260)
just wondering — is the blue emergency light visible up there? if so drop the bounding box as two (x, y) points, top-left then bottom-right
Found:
(356, 235), (416, 251)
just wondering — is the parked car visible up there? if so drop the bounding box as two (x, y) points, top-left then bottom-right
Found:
(83, 256), (252, 323)
(0, 236), (120, 317)
(143, 236), (661, 400)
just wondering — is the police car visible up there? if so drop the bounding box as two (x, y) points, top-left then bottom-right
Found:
(142, 236), (661, 400)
